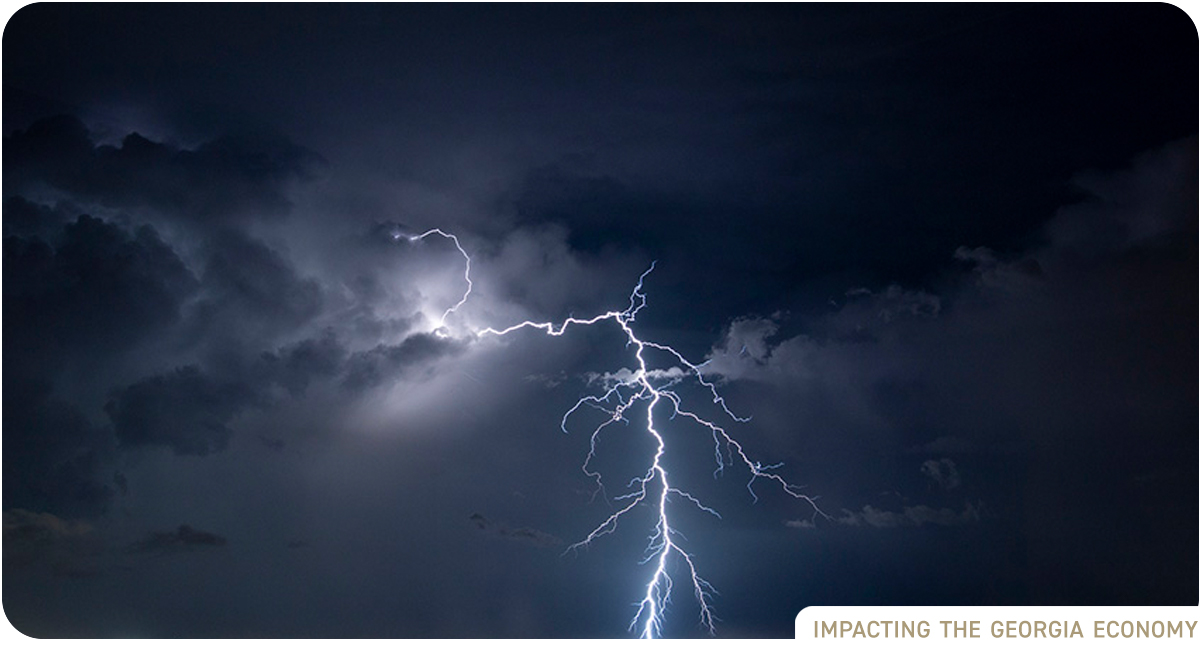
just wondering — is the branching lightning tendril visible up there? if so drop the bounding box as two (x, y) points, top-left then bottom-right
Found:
(392, 226), (473, 329)
(402, 227), (827, 638)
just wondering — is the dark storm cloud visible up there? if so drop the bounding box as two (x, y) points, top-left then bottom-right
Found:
(784, 502), (983, 530)
(102, 334), (342, 456)
(2, 509), (103, 578)
(103, 329), (466, 457)
(2, 509), (94, 546)
(341, 332), (465, 392)
(1, 113), (345, 515)
(829, 502), (983, 529)
(2, 194), (77, 238)
(2, 381), (115, 517)
(1048, 135), (1198, 255)
(4, 510), (226, 580)
(182, 230), (324, 343)
(129, 524), (227, 554)
(0, 115), (332, 419)
(255, 331), (346, 397)
(105, 365), (255, 456)
(0, 216), (155, 514)
(705, 138), (1196, 456)
(3, 114), (322, 224)
(469, 513), (562, 549)
(3, 213), (197, 375)
(700, 137), (1196, 606)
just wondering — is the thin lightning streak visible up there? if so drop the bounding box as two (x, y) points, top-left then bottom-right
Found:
(405, 228), (828, 638)
(393, 227), (473, 329)
(479, 262), (829, 638)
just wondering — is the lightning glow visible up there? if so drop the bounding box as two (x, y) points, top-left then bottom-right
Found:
(392, 226), (473, 330)
(404, 227), (827, 638)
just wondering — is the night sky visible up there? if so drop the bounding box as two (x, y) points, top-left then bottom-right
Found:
(2, 4), (1196, 639)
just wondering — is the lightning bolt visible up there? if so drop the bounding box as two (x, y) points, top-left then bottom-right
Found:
(392, 226), (473, 330)
(403, 228), (827, 638)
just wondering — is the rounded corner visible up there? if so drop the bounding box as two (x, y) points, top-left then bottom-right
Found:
(1156, 1), (1200, 39)
(0, 594), (44, 641)
(2, 2), (48, 45)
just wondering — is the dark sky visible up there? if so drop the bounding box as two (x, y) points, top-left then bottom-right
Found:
(2, 3), (1196, 639)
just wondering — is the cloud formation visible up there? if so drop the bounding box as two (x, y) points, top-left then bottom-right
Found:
(469, 513), (562, 549)
(2, 382), (115, 516)
(921, 458), (961, 491)
(4, 213), (197, 370)
(4, 114), (322, 224)
(787, 501), (982, 529)
(129, 524), (228, 554)
(3, 509), (102, 578)
(834, 502), (983, 528)
(105, 366), (255, 456)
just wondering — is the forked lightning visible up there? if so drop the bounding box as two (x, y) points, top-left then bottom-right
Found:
(403, 227), (826, 638)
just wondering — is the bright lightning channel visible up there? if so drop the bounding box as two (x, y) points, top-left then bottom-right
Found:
(392, 226), (473, 331)
(404, 228), (827, 638)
